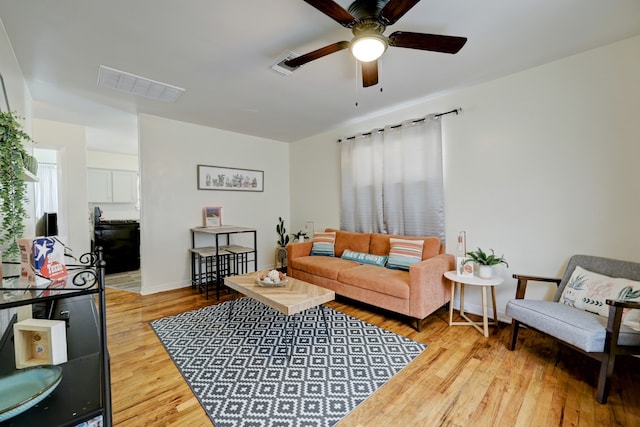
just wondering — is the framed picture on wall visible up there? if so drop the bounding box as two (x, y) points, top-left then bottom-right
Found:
(203, 207), (222, 227)
(197, 165), (264, 192)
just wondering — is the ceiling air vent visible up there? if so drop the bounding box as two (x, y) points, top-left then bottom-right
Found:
(271, 51), (301, 76)
(97, 65), (185, 102)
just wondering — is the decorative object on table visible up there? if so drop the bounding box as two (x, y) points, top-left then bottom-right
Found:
(150, 297), (426, 427)
(202, 206), (222, 227)
(304, 221), (314, 239)
(463, 247), (508, 279)
(0, 365), (63, 422)
(290, 229), (308, 242)
(197, 164), (264, 192)
(456, 230), (473, 276)
(0, 110), (33, 261)
(13, 319), (68, 368)
(256, 269), (288, 287)
(18, 237), (68, 287)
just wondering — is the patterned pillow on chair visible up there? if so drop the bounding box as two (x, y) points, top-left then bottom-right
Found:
(560, 266), (640, 331)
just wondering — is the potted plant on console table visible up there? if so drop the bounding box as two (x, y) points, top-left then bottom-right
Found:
(463, 248), (508, 279)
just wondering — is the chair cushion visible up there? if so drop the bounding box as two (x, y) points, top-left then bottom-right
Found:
(337, 264), (410, 299)
(290, 256), (359, 280)
(506, 299), (640, 353)
(559, 266), (640, 331)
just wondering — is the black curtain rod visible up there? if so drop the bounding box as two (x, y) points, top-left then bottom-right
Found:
(337, 108), (461, 143)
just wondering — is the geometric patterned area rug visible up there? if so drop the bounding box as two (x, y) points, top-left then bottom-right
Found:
(150, 297), (427, 427)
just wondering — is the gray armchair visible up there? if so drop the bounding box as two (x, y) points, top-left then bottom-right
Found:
(505, 254), (640, 403)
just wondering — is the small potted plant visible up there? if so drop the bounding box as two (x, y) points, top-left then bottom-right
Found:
(463, 248), (508, 279)
(290, 230), (308, 242)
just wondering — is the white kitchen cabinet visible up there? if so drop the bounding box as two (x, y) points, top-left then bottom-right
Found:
(88, 168), (138, 203)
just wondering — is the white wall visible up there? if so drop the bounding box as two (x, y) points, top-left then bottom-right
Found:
(138, 114), (290, 295)
(32, 119), (90, 258)
(290, 35), (640, 320)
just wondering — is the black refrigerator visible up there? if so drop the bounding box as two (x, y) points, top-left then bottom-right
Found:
(93, 220), (140, 274)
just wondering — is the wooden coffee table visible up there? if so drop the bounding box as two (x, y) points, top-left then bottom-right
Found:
(223, 273), (335, 357)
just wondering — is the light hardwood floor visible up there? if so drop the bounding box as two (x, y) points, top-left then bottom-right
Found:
(106, 286), (640, 426)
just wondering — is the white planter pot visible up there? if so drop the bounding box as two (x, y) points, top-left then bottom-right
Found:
(478, 265), (493, 279)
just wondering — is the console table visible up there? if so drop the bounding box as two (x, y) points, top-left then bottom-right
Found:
(190, 226), (257, 299)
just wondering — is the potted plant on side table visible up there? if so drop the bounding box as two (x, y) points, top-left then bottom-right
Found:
(275, 217), (290, 271)
(463, 248), (508, 279)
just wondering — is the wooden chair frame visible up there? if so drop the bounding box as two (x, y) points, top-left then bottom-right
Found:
(509, 273), (640, 404)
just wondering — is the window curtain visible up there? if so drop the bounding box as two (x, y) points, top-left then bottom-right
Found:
(35, 163), (58, 219)
(340, 116), (445, 240)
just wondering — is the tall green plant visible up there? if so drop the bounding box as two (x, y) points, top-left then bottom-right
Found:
(276, 216), (289, 247)
(0, 111), (31, 260)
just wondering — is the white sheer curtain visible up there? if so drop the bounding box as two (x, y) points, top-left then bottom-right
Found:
(340, 116), (445, 240)
(35, 163), (59, 219)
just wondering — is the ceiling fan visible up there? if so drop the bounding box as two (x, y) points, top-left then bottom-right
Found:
(284, 0), (467, 87)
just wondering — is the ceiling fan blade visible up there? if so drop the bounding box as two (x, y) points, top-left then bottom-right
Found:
(361, 60), (378, 87)
(379, 0), (421, 25)
(303, 0), (357, 28)
(388, 31), (467, 54)
(284, 41), (350, 68)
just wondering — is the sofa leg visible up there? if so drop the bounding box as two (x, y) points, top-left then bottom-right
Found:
(508, 320), (520, 350)
(414, 318), (422, 332)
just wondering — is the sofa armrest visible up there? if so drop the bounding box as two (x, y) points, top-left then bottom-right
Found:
(408, 253), (455, 318)
(512, 274), (562, 299)
(287, 241), (313, 263)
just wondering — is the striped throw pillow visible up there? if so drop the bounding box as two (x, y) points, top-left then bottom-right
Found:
(310, 232), (336, 257)
(387, 238), (424, 271)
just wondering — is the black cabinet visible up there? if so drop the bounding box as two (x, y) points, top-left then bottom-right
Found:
(94, 221), (140, 274)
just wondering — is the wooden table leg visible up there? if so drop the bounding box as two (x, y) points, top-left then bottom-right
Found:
(491, 285), (498, 325)
(481, 285), (489, 337)
(460, 283), (465, 316)
(449, 281), (455, 326)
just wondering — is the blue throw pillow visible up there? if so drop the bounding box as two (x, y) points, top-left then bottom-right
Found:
(341, 249), (387, 267)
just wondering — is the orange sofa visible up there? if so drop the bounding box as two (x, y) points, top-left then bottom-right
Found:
(287, 229), (454, 330)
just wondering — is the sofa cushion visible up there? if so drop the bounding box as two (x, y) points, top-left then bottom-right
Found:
(326, 229), (371, 257)
(341, 249), (388, 267)
(310, 232), (336, 257)
(369, 233), (440, 260)
(290, 255), (359, 280)
(559, 266), (640, 331)
(506, 299), (640, 352)
(387, 238), (424, 271)
(337, 264), (410, 299)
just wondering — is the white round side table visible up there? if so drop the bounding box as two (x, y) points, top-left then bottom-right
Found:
(444, 270), (504, 337)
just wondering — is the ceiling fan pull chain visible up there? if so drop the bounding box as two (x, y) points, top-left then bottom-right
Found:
(355, 58), (359, 107)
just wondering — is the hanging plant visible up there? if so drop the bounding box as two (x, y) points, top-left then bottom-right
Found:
(0, 111), (32, 261)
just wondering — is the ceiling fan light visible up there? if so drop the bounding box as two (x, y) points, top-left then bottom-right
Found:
(350, 34), (387, 62)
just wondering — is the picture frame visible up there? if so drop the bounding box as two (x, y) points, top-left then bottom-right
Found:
(203, 207), (222, 227)
(197, 165), (264, 192)
(457, 256), (474, 277)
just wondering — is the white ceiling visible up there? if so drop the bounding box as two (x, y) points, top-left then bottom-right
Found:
(1, 0), (639, 152)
